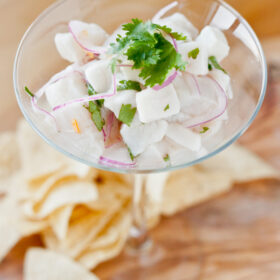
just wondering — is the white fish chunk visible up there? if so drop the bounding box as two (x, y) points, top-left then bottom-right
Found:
(70, 20), (108, 47)
(154, 12), (198, 40)
(178, 41), (209, 75)
(136, 145), (166, 169)
(120, 67), (145, 84)
(53, 104), (104, 158)
(85, 60), (112, 93)
(209, 69), (232, 99)
(166, 123), (201, 151)
(102, 142), (133, 165)
(104, 90), (137, 118)
(136, 85), (180, 123)
(120, 118), (168, 156)
(196, 26), (230, 62)
(55, 33), (85, 63)
(45, 74), (87, 108)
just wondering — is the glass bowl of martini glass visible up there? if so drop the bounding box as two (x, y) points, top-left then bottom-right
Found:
(14, 0), (267, 276)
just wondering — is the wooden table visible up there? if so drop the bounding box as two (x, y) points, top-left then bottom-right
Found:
(0, 0), (280, 279)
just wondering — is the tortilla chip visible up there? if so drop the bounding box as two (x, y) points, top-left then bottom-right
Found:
(94, 172), (133, 199)
(16, 120), (90, 182)
(77, 208), (131, 269)
(200, 144), (279, 182)
(0, 196), (47, 262)
(0, 132), (22, 196)
(24, 180), (98, 219)
(161, 166), (233, 216)
(0, 223), (21, 263)
(42, 199), (123, 258)
(49, 205), (74, 241)
(24, 248), (99, 280)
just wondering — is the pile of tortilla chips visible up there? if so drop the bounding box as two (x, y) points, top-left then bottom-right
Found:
(0, 119), (278, 279)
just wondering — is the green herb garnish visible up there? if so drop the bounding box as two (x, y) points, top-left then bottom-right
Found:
(155, 25), (187, 41)
(127, 146), (135, 161)
(86, 84), (105, 131)
(85, 102), (105, 132)
(163, 154), (170, 162)
(110, 57), (118, 74)
(164, 104), (170, 111)
(110, 18), (186, 87)
(118, 104), (137, 126)
(208, 63), (213, 71)
(200, 127), (209, 134)
(188, 48), (200, 59)
(24, 86), (34, 97)
(117, 80), (142, 92)
(88, 84), (104, 107)
(208, 56), (227, 74)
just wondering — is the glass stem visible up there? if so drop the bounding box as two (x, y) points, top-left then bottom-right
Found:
(127, 174), (152, 253)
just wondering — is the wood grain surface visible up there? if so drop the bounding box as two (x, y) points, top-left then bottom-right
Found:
(0, 0), (280, 279)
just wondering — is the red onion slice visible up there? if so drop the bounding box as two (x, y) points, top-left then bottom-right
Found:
(99, 156), (136, 168)
(36, 66), (84, 99)
(52, 73), (117, 112)
(190, 74), (201, 96)
(104, 111), (114, 142)
(184, 76), (228, 128)
(152, 1), (178, 22)
(170, 36), (178, 52)
(153, 71), (178, 91)
(31, 97), (60, 131)
(102, 128), (107, 142)
(68, 21), (106, 55)
(104, 112), (122, 149)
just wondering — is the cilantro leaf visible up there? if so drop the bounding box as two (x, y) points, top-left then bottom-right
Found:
(117, 80), (142, 91)
(127, 146), (135, 161)
(110, 18), (186, 87)
(118, 104), (136, 126)
(24, 86), (34, 97)
(85, 102), (105, 132)
(155, 25), (187, 41)
(163, 154), (170, 162)
(200, 127), (209, 134)
(122, 18), (144, 35)
(208, 56), (227, 74)
(139, 33), (186, 87)
(86, 84), (105, 131)
(110, 57), (118, 73)
(208, 63), (213, 71)
(88, 83), (104, 107)
(125, 43), (161, 68)
(188, 48), (200, 59)
(164, 104), (170, 111)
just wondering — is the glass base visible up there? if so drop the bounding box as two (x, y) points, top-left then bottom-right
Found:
(126, 226), (153, 255)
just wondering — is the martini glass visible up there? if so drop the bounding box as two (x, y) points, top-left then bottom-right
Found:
(14, 0), (266, 273)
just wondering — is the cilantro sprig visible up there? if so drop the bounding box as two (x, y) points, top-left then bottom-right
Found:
(127, 146), (135, 161)
(117, 80), (142, 92)
(86, 83), (105, 131)
(200, 127), (209, 134)
(163, 154), (170, 162)
(24, 86), (34, 97)
(110, 18), (186, 87)
(188, 48), (200, 59)
(208, 56), (227, 74)
(118, 104), (137, 126)
(164, 104), (170, 111)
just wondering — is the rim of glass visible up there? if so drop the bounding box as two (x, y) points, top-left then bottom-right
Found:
(13, 0), (267, 174)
